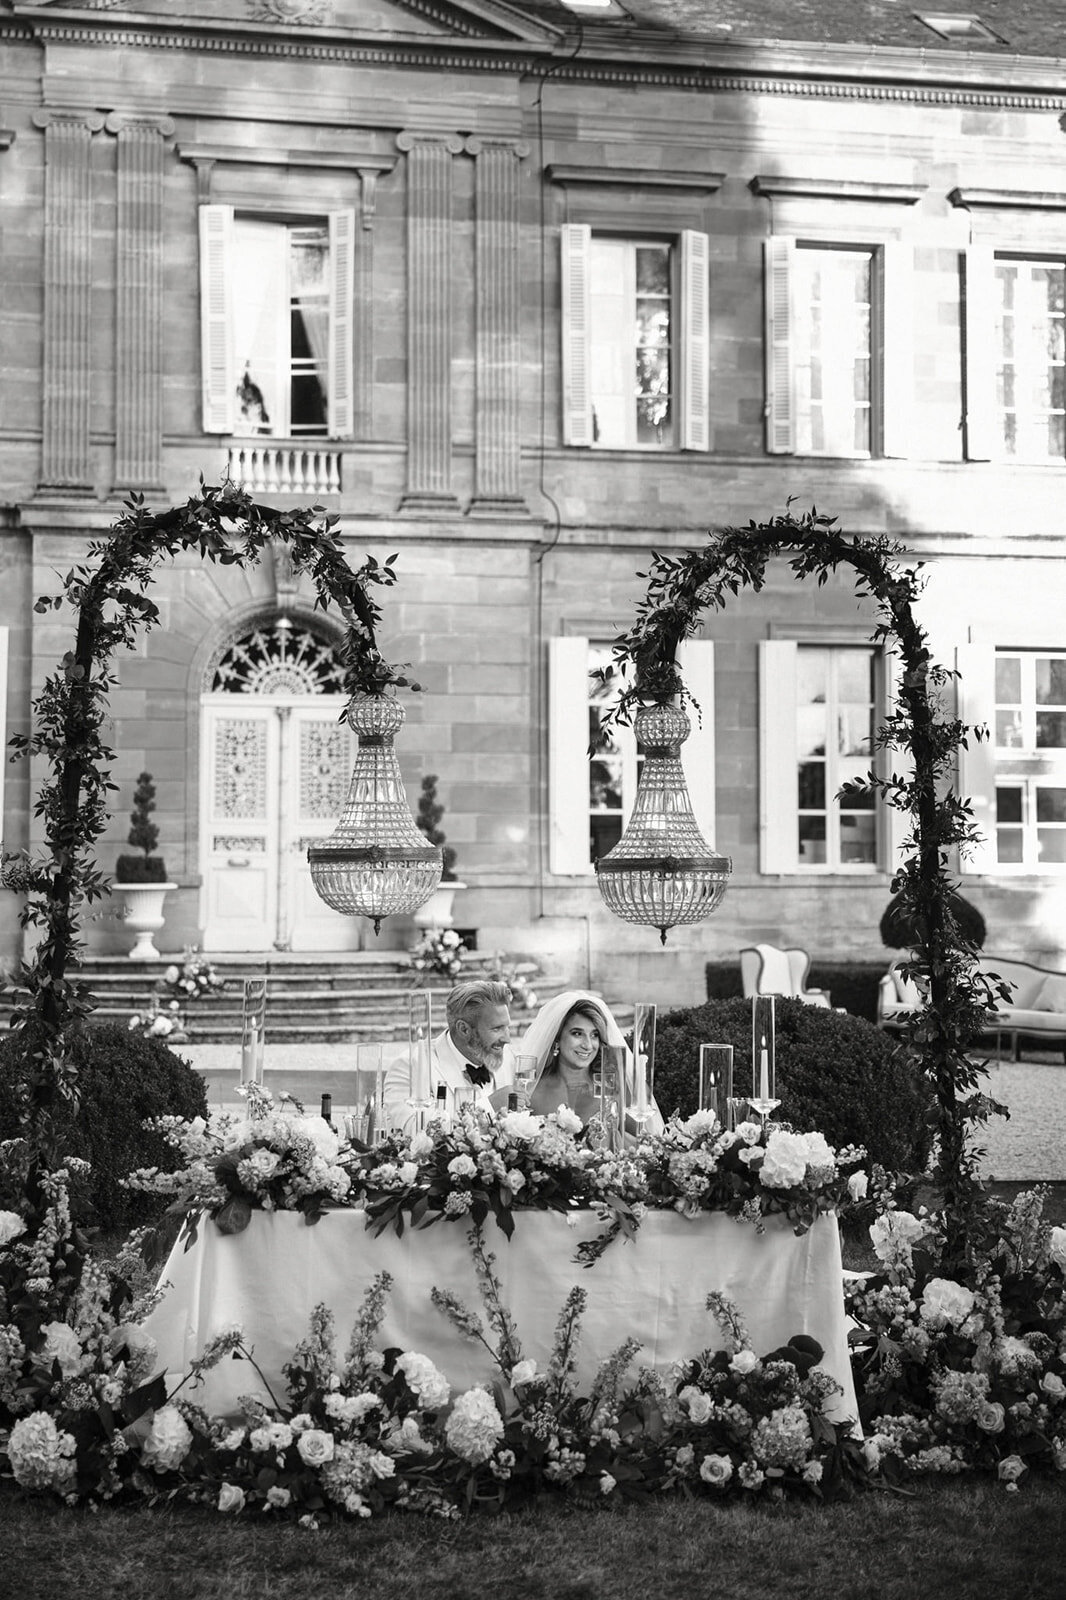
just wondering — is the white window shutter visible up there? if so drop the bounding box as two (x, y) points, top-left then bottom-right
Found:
(560, 224), (593, 446)
(0, 626), (8, 838)
(680, 230), (710, 452)
(549, 636), (594, 875)
(763, 237), (795, 454)
(882, 647), (915, 876)
(962, 246), (996, 462)
(678, 639), (716, 842)
(199, 205), (235, 434)
(955, 642), (998, 873)
(328, 210), (356, 440)
(879, 241), (912, 459)
(759, 639), (798, 873)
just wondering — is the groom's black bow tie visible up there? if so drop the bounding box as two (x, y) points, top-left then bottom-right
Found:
(464, 1063), (493, 1088)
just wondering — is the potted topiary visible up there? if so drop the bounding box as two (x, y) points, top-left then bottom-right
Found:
(412, 773), (465, 930)
(113, 772), (177, 959)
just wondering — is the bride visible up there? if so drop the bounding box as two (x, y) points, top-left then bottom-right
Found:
(513, 989), (664, 1137)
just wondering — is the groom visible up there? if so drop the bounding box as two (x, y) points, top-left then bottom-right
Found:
(383, 977), (515, 1131)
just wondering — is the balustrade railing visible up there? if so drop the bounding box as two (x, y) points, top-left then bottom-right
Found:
(225, 441), (341, 496)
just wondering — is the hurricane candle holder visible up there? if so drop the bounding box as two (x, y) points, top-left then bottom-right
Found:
(407, 991), (434, 1127)
(593, 1045), (624, 1148)
(630, 1003), (657, 1129)
(748, 995), (779, 1123)
(698, 1043), (734, 1130)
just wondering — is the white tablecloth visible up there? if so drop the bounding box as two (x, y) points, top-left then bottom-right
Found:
(143, 1208), (858, 1425)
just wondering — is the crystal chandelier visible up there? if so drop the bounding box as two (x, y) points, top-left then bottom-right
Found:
(595, 700), (731, 944)
(308, 692), (442, 934)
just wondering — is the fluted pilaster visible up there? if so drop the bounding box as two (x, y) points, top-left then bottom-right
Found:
(108, 114), (174, 490)
(466, 137), (530, 516)
(397, 132), (462, 513)
(34, 110), (104, 492)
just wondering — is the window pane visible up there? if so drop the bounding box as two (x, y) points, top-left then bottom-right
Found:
(797, 762), (825, 809)
(795, 248), (872, 457)
(1038, 830), (1066, 863)
(995, 655), (1021, 702)
(635, 246), (670, 295)
(996, 786), (1023, 823)
(996, 710), (1024, 748)
(1036, 711), (1066, 748)
(997, 829), (1024, 863)
(590, 815), (622, 860)
(798, 816), (827, 863)
(1036, 658), (1066, 704)
(1036, 787), (1066, 823)
(839, 813), (876, 863)
(589, 757), (623, 812)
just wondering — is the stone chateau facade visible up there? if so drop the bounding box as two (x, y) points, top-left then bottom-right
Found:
(1, 1), (1065, 1002)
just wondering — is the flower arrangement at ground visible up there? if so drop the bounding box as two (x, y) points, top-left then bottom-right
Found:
(409, 928), (465, 981)
(125, 1083), (355, 1236)
(127, 997), (187, 1041)
(127, 950), (227, 1041)
(846, 1184), (1066, 1488)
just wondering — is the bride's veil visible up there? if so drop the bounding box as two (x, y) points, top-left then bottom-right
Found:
(516, 989), (628, 1092)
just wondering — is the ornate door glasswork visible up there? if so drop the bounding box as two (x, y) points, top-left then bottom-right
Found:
(200, 618), (356, 951)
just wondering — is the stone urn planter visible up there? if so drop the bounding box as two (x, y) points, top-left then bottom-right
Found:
(113, 881), (177, 960)
(412, 880), (466, 931)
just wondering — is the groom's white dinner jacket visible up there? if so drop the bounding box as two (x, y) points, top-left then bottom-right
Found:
(382, 1029), (515, 1132)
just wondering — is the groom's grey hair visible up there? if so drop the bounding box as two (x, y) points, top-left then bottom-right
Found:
(446, 978), (512, 1030)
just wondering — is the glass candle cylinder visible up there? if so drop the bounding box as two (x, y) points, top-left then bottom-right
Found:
(698, 1043), (734, 1128)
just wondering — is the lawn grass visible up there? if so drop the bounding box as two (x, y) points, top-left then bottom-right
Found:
(2, 1480), (1064, 1600)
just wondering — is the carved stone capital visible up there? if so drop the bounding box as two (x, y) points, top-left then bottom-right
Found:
(396, 131), (464, 156)
(104, 112), (177, 139)
(464, 137), (530, 159)
(32, 108), (107, 134)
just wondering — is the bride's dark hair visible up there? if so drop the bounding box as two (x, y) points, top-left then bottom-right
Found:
(543, 1000), (608, 1076)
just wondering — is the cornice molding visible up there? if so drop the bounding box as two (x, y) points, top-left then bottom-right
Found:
(750, 175), (926, 204)
(176, 140), (396, 173)
(546, 163), (725, 193)
(948, 186), (1066, 211)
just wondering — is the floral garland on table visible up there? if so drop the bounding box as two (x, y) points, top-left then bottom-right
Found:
(361, 1107), (868, 1256)
(846, 1185), (1066, 1489)
(126, 1084), (355, 1239)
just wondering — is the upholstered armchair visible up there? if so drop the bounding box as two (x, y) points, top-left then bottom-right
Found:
(739, 943), (832, 1007)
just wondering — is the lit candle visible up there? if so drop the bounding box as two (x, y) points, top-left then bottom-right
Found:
(410, 1029), (432, 1103)
(633, 1052), (649, 1114)
(240, 1027), (254, 1087)
(759, 1036), (769, 1102)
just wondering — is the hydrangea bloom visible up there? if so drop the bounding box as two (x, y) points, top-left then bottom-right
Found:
(39, 1319), (85, 1378)
(759, 1131), (809, 1189)
(141, 1404), (194, 1472)
(0, 1210), (27, 1247)
(750, 1404), (812, 1469)
(396, 1351), (450, 1411)
(869, 1209), (926, 1267)
(7, 1412), (77, 1492)
(920, 1278), (976, 1329)
(445, 1387), (504, 1464)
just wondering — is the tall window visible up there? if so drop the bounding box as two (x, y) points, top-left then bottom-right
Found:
(992, 651), (1066, 868)
(587, 642), (640, 861)
(232, 221), (330, 438)
(994, 258), (1066, 461)
(198, 206), (354, 440)
(796, 647), (877, 866)
(561, 225), (709, 452)
(760, 640), (883, 873)
(763, 237), (910, 459)
(793, 247), (873, 457)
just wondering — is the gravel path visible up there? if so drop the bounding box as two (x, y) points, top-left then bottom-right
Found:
(179, 1042), (1065, 1183)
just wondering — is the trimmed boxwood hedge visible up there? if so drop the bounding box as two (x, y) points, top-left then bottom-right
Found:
(655, 996), (934, 1176)
(0, 1023), (208, 1232)
(705, 961), (889, 1023)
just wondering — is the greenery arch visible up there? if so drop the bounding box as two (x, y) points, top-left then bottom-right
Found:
(1, 484), (417, 1204)
(599, 505), (1005, 1247)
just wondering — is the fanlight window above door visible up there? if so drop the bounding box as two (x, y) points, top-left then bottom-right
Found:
(209, 619), (346, 696)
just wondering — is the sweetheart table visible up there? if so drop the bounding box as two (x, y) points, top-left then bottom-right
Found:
(142, 1208), (859, 1425)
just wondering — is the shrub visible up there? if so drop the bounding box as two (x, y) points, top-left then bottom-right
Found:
(115, 770), (167, 884)
(416, 773), (458, 882)
(705, 961), (887, 1021)
(880, 890), (986, 951)
(654, 997), (934, 1175)
(0, 1023), (207, 1232)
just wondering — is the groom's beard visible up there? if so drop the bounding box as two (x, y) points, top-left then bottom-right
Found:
(464, 1034), (506, 1073)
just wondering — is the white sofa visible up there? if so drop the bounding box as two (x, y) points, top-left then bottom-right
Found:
(877, 954), (1066, 1060)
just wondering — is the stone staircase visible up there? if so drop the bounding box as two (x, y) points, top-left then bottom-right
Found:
(0, 953), (563, 1045)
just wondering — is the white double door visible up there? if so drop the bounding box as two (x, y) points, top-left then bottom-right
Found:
(200, 695), (359, 952)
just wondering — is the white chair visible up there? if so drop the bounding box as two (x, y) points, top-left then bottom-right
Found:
(876, 958), (925, 1031)
(739, 944), (831, 1007)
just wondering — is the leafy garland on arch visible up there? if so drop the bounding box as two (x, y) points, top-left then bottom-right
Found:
(0, 483), (417, 1211)
(598, 504), (1005, 1251)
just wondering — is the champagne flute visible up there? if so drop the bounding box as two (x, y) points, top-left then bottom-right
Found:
(511, 1053), (538, 1107)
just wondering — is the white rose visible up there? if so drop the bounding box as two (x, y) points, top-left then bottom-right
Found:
(409, 1131), (434, 1159)
(163, 965), (181, 984)
(499, 1109), (542, 1143)
(680, 1110), (718, 1139)
(447, 1155), (478, 1180)
(679, 1385), (713, 1424)
(1041, 1371), (1066, 1400)
(729, 1350), (758, 1376)
(0, 1210), (27, 1247)
(920, 1277), (976, 1329)
(1049, 1227), (1066, 1272)
(217, 1482), (245, 1513)
(847, 1171), (869, 1202)
(296, 1428), (335, 1466)
(551, 1106), (583, 1135)
(509, 1359), (537, 1387)
(599, 1471), (616, 1495)
(699, 1453), (734, 1487)
(505, 1169), (526, 1194)
(397, 1161), (419, 1185)
(40, 1320), (85, 1378)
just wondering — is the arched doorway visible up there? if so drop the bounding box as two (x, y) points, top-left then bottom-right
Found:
(198, 613), (359, 951)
